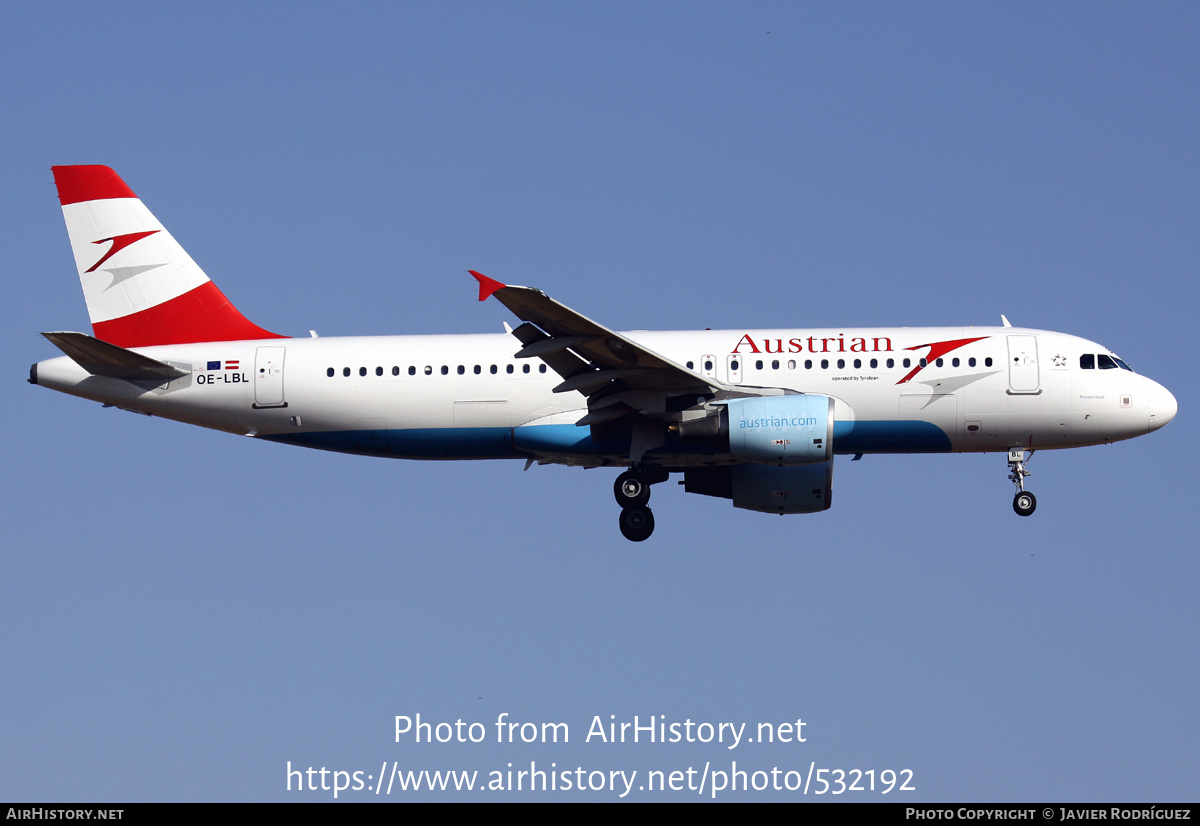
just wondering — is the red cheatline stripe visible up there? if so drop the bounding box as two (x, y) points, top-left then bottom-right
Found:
(91, 281), (287, 348)
(52, 165), (138, 206)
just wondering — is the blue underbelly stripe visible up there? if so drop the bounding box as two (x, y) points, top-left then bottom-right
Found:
(265, 419), (953, 459)
(832, 420), (952, 453)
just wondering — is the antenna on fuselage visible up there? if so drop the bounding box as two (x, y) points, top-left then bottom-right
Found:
(1001, 315), (1013, 328)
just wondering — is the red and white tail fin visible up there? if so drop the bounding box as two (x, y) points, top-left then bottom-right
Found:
(52, 165), (284, 348)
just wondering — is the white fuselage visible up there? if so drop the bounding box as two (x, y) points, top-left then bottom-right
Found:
(32, 325), (1177, 467)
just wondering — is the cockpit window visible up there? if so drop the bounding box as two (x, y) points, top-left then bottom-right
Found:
(1083, 352), (1134, 371)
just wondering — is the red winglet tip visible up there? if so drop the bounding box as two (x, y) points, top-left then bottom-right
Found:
(470, 270), (506, 301)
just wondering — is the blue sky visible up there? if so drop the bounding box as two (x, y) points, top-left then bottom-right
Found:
(3, 2), (1197, 801)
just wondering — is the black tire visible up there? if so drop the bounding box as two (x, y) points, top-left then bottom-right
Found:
(1013, 491), (1037, 516)
(614, 471), (651, 508)
(619, 506), (655, 542)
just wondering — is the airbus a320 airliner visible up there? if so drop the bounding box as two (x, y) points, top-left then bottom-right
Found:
(31, 166), (1177, 540)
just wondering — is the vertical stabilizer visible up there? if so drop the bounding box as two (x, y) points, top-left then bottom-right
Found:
(52, 165), (284, 347)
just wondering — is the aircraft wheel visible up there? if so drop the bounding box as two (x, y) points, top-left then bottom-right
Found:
(1013, 491), (1037, 517)
(614, 471), (651, 508)
(619, 506), (655, 542)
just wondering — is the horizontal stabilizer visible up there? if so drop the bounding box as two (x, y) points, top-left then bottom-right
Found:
(41, 331), (190, 381)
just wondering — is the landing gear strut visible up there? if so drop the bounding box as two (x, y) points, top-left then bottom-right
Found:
(1008, 448), (1036, 516)
(614, 468), (668, 541)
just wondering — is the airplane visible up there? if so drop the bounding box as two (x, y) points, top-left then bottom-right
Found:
(30, 165), (1178, 541)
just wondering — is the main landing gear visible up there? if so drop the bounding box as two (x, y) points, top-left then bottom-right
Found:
(1008, 448), (1036, 517)
(614, 468), (668, 541)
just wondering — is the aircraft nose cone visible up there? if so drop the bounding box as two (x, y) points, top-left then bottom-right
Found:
(1147, 382), (1177, 433)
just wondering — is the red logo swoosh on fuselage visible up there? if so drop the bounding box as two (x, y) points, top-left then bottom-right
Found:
(895, 336), (991, 384)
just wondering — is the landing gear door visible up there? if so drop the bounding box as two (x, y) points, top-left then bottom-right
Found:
(254, 346), (287, 408)
(1006, 335), (1040, 394)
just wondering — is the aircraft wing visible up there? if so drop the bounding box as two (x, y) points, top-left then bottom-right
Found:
(471, 271), (782, 438)
(471, 271), (731, 393)
(471, 271), (732, 401)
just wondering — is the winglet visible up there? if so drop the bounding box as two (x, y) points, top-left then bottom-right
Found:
(470, 270), (506, 302)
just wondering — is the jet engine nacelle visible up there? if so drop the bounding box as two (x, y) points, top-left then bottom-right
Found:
(683, 461), (834, 514)
(679, 394), (834, 465)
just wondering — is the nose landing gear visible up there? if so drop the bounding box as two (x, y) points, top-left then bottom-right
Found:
(614, 468), (668, 541)
(1008, 449), (1036, 516)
